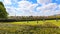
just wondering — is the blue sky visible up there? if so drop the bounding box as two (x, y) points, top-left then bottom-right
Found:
(0, 0), (60, 16)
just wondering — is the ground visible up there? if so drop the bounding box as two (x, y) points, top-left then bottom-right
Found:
(0, 20), (60, 34)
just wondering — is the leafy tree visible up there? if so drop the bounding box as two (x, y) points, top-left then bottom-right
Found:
(0, 2), (8, 18)
(0, 2), (4, 7)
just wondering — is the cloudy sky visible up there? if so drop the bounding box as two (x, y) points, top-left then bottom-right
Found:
(0, 0), (60, 16)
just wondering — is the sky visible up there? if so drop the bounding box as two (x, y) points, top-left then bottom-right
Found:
(0, 0), (60, 16)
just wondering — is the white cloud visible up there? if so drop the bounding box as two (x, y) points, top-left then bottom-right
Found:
(37, 3), (60, 16)
(3, 0), (60, 16)
(3, 0), (38, 16)
(17, 1), (38, 16)
(3, 0), (12, 5)
(37, 3), (57, 11)
(6, 6), (17, 16)
(18, 1), (32, 8)
(0, 0), (3, 2)
(37, 0), (52, 5)
(58, 5), (60, 9)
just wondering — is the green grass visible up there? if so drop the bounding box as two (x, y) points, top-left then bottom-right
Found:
(2, 20), (60, 26)
(45, 20), (60, 26)
(0, 20), (60, 34)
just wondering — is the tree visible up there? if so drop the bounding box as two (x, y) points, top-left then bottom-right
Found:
(0, 2), (8, 18)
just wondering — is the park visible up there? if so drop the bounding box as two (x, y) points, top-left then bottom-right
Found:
(0, 1), (60, 34)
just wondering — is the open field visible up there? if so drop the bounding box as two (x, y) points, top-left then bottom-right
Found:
(0, 20), (60, 34)
(3, 20), (60, 26)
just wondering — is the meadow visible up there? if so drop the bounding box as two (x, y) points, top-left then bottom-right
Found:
(8, 20), (60, 26)
(0, 20), (60, 34)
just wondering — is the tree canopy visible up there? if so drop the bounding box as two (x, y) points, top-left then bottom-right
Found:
(0, 2), (8, 18)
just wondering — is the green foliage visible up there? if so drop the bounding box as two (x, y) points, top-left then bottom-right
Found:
(0, 2), (4, 7)
(0, 2), (8, 18)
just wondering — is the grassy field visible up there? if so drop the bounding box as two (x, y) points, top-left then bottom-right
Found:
(0, 20), (60, 34)
(4, 20), (60, 26)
